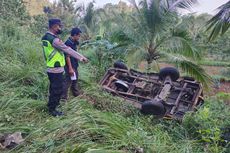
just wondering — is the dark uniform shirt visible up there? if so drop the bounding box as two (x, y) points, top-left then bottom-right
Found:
(64, 37), (79, 70)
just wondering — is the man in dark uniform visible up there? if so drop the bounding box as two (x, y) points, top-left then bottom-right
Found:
(62, 27), (82, 100)
(41, 19), (88, 116)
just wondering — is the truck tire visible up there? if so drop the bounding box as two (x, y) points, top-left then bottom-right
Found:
(140, 100), (166, 116)
(159, 67), (180, 81)
(114, 60), (128, 70)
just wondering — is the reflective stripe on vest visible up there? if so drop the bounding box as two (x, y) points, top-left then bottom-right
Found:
(42, 40), (65, 68)
(48, 49), (57, 61)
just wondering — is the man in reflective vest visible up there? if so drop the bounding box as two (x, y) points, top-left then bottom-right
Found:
(41, 18), (88, 116)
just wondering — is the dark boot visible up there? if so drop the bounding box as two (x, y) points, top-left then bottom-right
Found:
(49, 109), (64, 117)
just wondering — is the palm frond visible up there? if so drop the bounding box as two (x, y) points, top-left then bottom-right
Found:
(83, 2), (95, 28)
(113, 0), (202, 77)
(126, 48), (148, 67)
(172, 26), (191, 40)
(110, 30), (134, 45)
(163, 35), (201, 60)
(113, 12), (149, 47)
(161, 53), (212, 88)
(207, 1), (230, 41)
(126, 1), (151, 39)
(128, 0), (141, 13)
(168, 0), (198, 11)
(75, 4), (83, 13)
(144, 0), (163, 35)
(138, 0), (169, 37)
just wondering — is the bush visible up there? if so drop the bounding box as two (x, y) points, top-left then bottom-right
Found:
(81, 39), (127, 81)
(221, 68), (230, 78)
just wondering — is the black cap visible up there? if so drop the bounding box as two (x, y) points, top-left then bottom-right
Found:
(71, 27), (82, 36)
(49, 18), (62, 28)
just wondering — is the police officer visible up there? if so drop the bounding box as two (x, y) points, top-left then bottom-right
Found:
(41, 19), (88, 116)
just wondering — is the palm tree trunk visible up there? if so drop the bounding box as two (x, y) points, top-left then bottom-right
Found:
(147, 60), (152, 72)
(146, 43), (155, 72)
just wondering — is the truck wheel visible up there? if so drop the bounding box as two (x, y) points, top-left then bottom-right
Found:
(114, 60), (128, 70)
(159, 67), (180, 81)
(140, 100), (166, 116)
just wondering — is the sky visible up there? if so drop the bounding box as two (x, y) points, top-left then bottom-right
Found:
(50, 0), (229, 14)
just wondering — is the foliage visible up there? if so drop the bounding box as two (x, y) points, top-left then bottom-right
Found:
(0, 0), (30, 24)
(81, 39), (127, 81)
(216, 92), (230, 103)
(206, 31), (230, 61)
(30, 14), (49, 37)
(199, 60), (230, 67)
(182, 14), (230, 63)
(30, 0), (81, 37)
(77, 2), (110, 40)
(83, 2), (95, 29)
(0, 21), (47, 100)
(207, 1), (230, 41)
(212, 75), (230, 82)
(111, 0), (211, 88)
(220, 68), (230, 78)
(181, 96), (230, 153)
(0, 1), (230, 153)
(1, 71), (229, 153)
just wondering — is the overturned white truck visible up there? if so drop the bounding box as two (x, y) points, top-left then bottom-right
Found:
(99, 61), (204, 120)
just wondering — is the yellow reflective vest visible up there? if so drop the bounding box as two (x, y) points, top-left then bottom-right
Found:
(41, 33), (65, 68)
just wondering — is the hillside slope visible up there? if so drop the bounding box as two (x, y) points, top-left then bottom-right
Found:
(0, 23), (229, 152)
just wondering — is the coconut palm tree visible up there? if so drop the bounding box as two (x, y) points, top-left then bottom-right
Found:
(77, 2), (106, 40)
(207, 1), (230, 41)
(112, 0), (211, 87)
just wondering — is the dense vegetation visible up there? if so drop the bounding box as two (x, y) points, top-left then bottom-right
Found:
(0, 0), (229, 152)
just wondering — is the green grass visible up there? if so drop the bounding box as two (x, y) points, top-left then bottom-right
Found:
(198, 60), (230, 67)
(1, 82), (229, 152)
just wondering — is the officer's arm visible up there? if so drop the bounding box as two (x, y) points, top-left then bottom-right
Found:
(52, 38), (88, 62)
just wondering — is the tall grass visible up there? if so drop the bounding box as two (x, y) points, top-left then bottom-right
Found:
(0, 21), (48, 100)
(1, 89), (229, 152)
